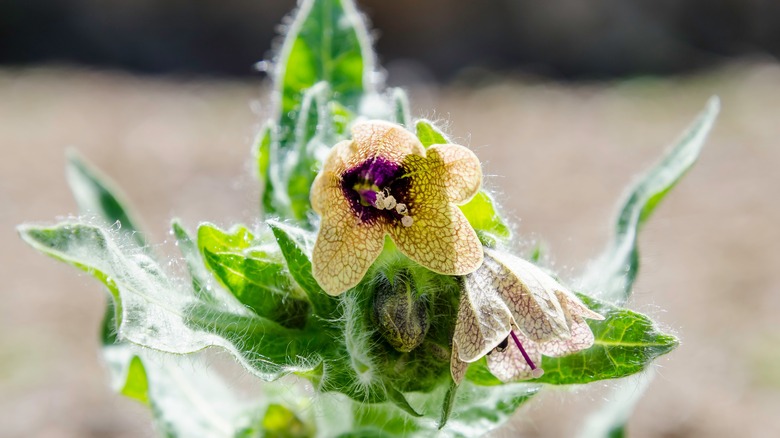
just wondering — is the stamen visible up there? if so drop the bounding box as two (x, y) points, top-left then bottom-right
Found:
(401, 215), (414, 227)
(384, 195), (397, 210)
(374, 192), (386, 209)
(395, 203), (408, 215)
(509, 330), (544, 378)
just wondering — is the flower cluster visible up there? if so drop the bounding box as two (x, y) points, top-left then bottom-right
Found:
(310, 120), (602, 383)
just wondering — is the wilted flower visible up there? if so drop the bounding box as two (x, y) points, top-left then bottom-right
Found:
(310, 120), (484, 295)
(450, 248), (604, 383)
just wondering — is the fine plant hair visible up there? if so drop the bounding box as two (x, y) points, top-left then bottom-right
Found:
(17, 0), (719, 436)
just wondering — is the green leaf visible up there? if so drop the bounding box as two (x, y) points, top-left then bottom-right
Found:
(275, 0), (372, 148)
(101, 302), (150, 405)
(255, 122), (279, 217)
(577, 370), (654, 438)
(386, 385), (423, 418)
(102, 300), (273, 438)
(19, 222), (322, 381)
(329, 101), (352, 136)
(287, 82), (332, 221)
(458, 191), (511, 247)
(261, 404), (312, 438)
(391, 88), (411, 128)
(534, 293), (678, 385)
(66, 150), (146, 247)
(171, 219), (224, 304)
(268, 221), (338, 317)
(64, 151), (293, 436)
(582, 97), (720, 303)
(443, 381), (538, 436)
(414, 119), (449, 147)
(197, 223), (310, 327)
(438, 380), (458, 429)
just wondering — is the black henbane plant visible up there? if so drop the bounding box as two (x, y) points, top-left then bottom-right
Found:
(18, 0), (719, 436)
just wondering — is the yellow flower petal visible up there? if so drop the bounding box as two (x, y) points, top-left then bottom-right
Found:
(453, 268), (514, 362)
(426, 144), (482, 205)
(385, 149), (483, 275)
(311, 193), (386, 296)
(347, 120), (425, 168)
(311, 140), (352, 214)
(390, 203), (483, 276)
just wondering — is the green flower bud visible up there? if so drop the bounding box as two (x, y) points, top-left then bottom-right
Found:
(372, 271), (430, 352)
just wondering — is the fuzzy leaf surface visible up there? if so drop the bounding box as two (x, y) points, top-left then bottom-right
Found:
(102, 302), (266, 438)
(275, 0), (371, 148)
(534, 294), (678, 384)
(19, 222), (322, 382)
(286, 82), (331, 220)
(268, 221), (338, 316)
(66, 151), (145, 246)
(461, 294), (677, 386)
(197, 223), (310, 327)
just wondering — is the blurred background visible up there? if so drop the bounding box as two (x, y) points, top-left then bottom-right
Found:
(1, 0), (779, 437)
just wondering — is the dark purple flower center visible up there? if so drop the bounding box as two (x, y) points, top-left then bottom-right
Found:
(341, 156), (411, 224)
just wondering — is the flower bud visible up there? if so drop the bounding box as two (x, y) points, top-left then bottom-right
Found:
(372, 272), (430, 352)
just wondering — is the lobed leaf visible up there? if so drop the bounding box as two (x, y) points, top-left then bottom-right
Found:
(66, 153), (270, 436)
(102, 302), (265, 437)
(19, 222), (322, 382)
(66, 150), (146, 247)
(574, 98), (718, 436)
(534, 294), (678, 385)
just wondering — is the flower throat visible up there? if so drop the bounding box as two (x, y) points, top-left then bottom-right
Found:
(342, 156), (413, 227)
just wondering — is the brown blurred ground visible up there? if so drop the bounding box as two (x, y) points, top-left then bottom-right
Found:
(1, 64), (779, 437)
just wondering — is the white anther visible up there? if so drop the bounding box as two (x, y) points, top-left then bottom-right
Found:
(531, 368), (545, 378)
(401, 215), (414, 227)
(374, 192), (386, 209)
(384, 195), (397, 210)
(395, 203), (408, 215)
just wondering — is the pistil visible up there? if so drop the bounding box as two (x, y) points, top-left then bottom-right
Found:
(510, 330), (544, 378)
(360, 188), (413, 227)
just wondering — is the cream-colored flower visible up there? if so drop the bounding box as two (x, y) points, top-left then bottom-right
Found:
(450, 248), (604, 383)
(311, 120), (484, 296)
